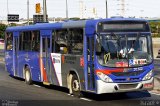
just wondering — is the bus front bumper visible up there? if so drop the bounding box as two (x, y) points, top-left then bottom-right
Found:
(96, 77), (154, 94)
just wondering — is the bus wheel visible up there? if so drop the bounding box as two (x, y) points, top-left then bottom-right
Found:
(71, 74), (81, 97)
(25, 67), (32, 85)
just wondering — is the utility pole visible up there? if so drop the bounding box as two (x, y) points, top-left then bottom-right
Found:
(79, 0), (84, 19)
(7, 0), (9, 14)
(43, 0), (47, 22)
(7, 0), (9, 25)
(66, 0), (69, 19)
(27, 0), (29, 25)
(121, 0), (125, 16)
(117, 0), (125, 16)
(106, 0), (108, 18)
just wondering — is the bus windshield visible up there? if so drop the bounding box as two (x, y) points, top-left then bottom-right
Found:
(96, 33), (153, 68)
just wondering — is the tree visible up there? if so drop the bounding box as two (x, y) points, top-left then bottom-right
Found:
(9, 23), (17, 26)
(149, 22), (160, 37)
(0, 24), (7, 39)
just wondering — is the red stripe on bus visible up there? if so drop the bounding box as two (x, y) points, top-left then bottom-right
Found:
(96, 68), (124, 75)
(39, 56), (48, 82)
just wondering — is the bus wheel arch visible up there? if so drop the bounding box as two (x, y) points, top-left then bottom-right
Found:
(23, 64), (32, 85)
(67, 70), (81, 97)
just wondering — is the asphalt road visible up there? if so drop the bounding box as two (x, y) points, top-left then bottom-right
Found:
(0, 62), (160, 106)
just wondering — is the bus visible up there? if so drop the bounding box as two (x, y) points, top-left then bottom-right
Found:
(5, 18), (154, 96)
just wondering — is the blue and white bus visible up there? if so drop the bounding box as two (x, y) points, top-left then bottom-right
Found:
(5, 18), (154, 96)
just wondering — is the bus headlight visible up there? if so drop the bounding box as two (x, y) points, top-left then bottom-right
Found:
(142, 70), (153, 81)
(97, 72), (113, 83)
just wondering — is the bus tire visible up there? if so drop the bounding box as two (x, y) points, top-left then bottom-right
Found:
(71, 74), (81, 97)
(25, 67), (32, 85)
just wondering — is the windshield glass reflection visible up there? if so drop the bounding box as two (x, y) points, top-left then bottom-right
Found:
(96, 33), (153, 67)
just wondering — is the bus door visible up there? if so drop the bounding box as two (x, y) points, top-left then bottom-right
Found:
(86, 36), (95, 90)
(40, 30), (52, 84)
(13, 32), (19, 76)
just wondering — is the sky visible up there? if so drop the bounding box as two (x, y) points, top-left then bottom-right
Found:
(0, 0), (160, 20)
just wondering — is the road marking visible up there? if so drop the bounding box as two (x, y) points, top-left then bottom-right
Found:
(149, 92), (160, 96)
(67, 94), (92, 101)
(67, 94), (74, 96)
(33, 84), (41, 88)
(80, 97), (92, 101)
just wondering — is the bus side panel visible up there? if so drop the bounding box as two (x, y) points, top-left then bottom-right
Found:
(18, 51), (41, 82)
(27, 52), (41, 82)
(17, 51), (26, 78)
(61, 55), (85, 90)
(5, 51), (14, 76)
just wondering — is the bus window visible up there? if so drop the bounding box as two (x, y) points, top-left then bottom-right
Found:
(19, 32), (23, 51)
(55, 29), (68, 53)
(22, 31), (32, 51)
(42, 38), (50, 52)
(52, 31), (55, 53)
(68, 29), (83, 55)
(19, 31), (40, 52)
(32, 31), (40, 52)
(6, 32), (13, 50)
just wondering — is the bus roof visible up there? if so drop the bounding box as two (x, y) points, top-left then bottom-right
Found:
(6, 22), (62, 32)
(6, 18), (148, 33)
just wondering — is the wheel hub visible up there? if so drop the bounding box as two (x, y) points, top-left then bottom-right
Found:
(73, 80), (79, 91)
(25, 71), (30, 82)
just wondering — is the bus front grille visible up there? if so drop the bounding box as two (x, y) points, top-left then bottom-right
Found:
(112, 70), (144, 77)
(118, 83), (138, 89)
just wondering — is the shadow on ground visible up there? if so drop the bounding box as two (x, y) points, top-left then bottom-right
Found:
(81, 91), (151, 101)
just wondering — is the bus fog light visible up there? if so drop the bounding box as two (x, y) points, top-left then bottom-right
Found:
(97, 72), (113, 83)
(142, 70), (153, 81)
